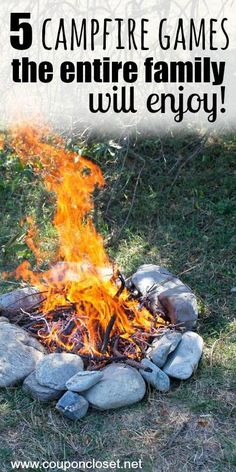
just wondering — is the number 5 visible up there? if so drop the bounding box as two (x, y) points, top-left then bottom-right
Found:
(10, 13), (32, 50)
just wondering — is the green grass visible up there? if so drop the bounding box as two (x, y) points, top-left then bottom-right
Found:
(0, 130), (236, 471)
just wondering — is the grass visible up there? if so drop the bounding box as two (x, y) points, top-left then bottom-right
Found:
(0, 129), (236, 471)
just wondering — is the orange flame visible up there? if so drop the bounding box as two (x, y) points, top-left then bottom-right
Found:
(3, 126), (165, 357)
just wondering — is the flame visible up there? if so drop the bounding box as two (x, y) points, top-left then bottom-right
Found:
(2, 126), (165, 358)
(0, 134), (4, 151)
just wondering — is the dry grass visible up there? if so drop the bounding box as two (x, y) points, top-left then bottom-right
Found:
(0, 382), (235, 471)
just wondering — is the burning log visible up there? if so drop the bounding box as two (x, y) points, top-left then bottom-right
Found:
(72, 342), (84, 353)
(101, 314), (117, 353)
(80, 354), (127, 362)
(114, 272), (126, 299)
(61, 319), (76, 337)
(113, 338), (152, 373)
(23, 321), (44, 331)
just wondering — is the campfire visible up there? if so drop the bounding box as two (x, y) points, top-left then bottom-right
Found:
(0, 126), (203, 418)
(2, 126), (167, 366)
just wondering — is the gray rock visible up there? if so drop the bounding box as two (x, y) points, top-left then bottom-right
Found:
(0, 322), (45, 352)
(130, 265), (180, 296)
(140, 359), (170, 392)
(23, 371), (64, 402)
(0, 322), (44, 387)
(163, 331), (204, 380)
(147, 331), (182, 367)
(0, 287), (42, 315)
(36, 353), (84, 390)
(56, 391), (89, 420)
(0, 316), (9, 323)
(84, 363), (146, 410)
(159, 287), (198, 330)
(129, 265), (198, 329)
(66, 370), (103, 392)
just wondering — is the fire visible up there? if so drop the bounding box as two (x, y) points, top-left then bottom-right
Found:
(2, 126), (165, 358)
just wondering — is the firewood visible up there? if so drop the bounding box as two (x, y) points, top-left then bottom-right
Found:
(101, 314), (117, 353)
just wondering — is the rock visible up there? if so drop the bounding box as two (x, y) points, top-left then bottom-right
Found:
(159, 287), (198, 330)
(128, 265), (198, 329)
(23, 371), (64, 402)
(0, 321), (45, 352)
(140, 359), (170, 392)
(0, 287), (42, 315)
(230, 287), (236, 294)
(147, 331), (182, 367)
(0, 322), (44, 387)
(84, 363), (146, 410)
(56, 391), (89, 420)
(66, 371), (103, 392)
(128, 265), (179, 296)
(36, 353), (84, 390)
(0, 316), (9, 323)
(163, 331), (204, 380)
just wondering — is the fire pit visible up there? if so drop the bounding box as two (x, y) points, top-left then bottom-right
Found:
(0, 127), (204, 419)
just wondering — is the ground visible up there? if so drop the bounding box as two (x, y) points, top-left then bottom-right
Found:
(0, 130), (235, 472)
